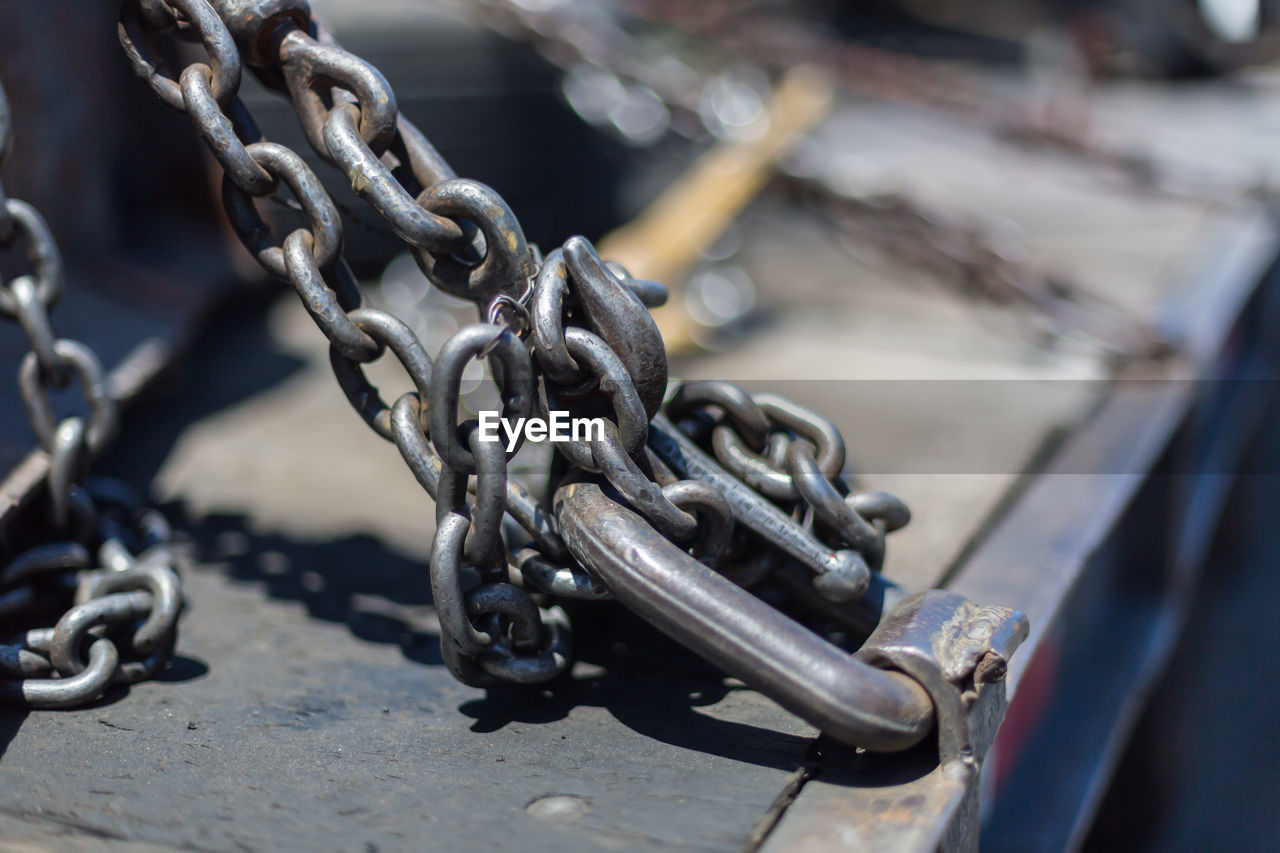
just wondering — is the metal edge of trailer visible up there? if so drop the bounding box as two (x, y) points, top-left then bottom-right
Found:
(966, 220), (1280, 853)
(758, 211), (1280, 853)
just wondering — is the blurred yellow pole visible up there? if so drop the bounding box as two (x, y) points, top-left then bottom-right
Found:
(597, 65), (835, 352)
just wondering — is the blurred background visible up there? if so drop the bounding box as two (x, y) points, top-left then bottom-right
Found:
(0, 1), (1278, 850)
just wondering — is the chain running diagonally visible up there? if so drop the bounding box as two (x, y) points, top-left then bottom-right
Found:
(0, 75), (183, 709)
(118, 0), (912, 687)
(462, 0), (1218, 358)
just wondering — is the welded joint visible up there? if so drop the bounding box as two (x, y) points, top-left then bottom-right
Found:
(856, 590), (1029, 775)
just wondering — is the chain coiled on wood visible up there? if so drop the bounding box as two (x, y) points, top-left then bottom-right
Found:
(0, 76), (183, 709)
(117, 0), (910, 686)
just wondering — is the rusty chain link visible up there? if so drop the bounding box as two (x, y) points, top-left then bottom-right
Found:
(116, 0), (913, 694)
(0, 74), (183, 708)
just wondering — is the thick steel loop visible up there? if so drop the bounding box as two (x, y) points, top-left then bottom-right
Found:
(555, 481), (933, 751)
(286, 237), (380, 362)
(48, 418), (93, 537)
(592, 422), (698, 543)
(787, 440), (884, 569)
(467, 589), (571, 684)
(413, 180), (537, 307)
(77, 565), (182, 657)
(0, 637), (118, 709)
(429, 512), (494, 657)
(515, 546), (611, 600)
(10, 276), (67, 387)
(667, 380), (771, 452)
(462, 427), (508, 569)
(531, 248), (587, 387)
(48, 590), (154, 677)
(322, 103), (469, 252)
(328, 308), (441, 440)
(561, 236), (669, 418)
(19, 340), (119, 455)
(660, 480), (735, 565)
(0, 543), (90, 590)
(0, 199), (64, 317)
(756, 393), (846, 480)
(541, 327), (649, 470)
(222, 141), (341, 278)
(180, 66), (275, 195)
(278, 28), (398, 157)
(429, 324), (534, 472)
(711, 424), (798, 500)
(847, 491), (912, 534)
(119, 0), (241, 111)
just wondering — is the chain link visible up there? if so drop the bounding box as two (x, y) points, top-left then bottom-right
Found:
(0, 73), (183, 709)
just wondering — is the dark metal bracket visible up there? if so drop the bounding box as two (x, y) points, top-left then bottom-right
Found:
(856, 590), (1028, 771)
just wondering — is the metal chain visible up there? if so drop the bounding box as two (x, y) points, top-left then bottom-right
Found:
(465, 0), (1246, 357)
(118, 0), (912, 687)
(0, 76), (183, 709)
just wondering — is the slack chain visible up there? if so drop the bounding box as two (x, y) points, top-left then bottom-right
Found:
(113, 0), (1026, 752)
(0, 75), (183, 708)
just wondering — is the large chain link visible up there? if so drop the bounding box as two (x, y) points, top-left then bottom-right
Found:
(0, 76), (183, 709)
(117, 0), (912, 686)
